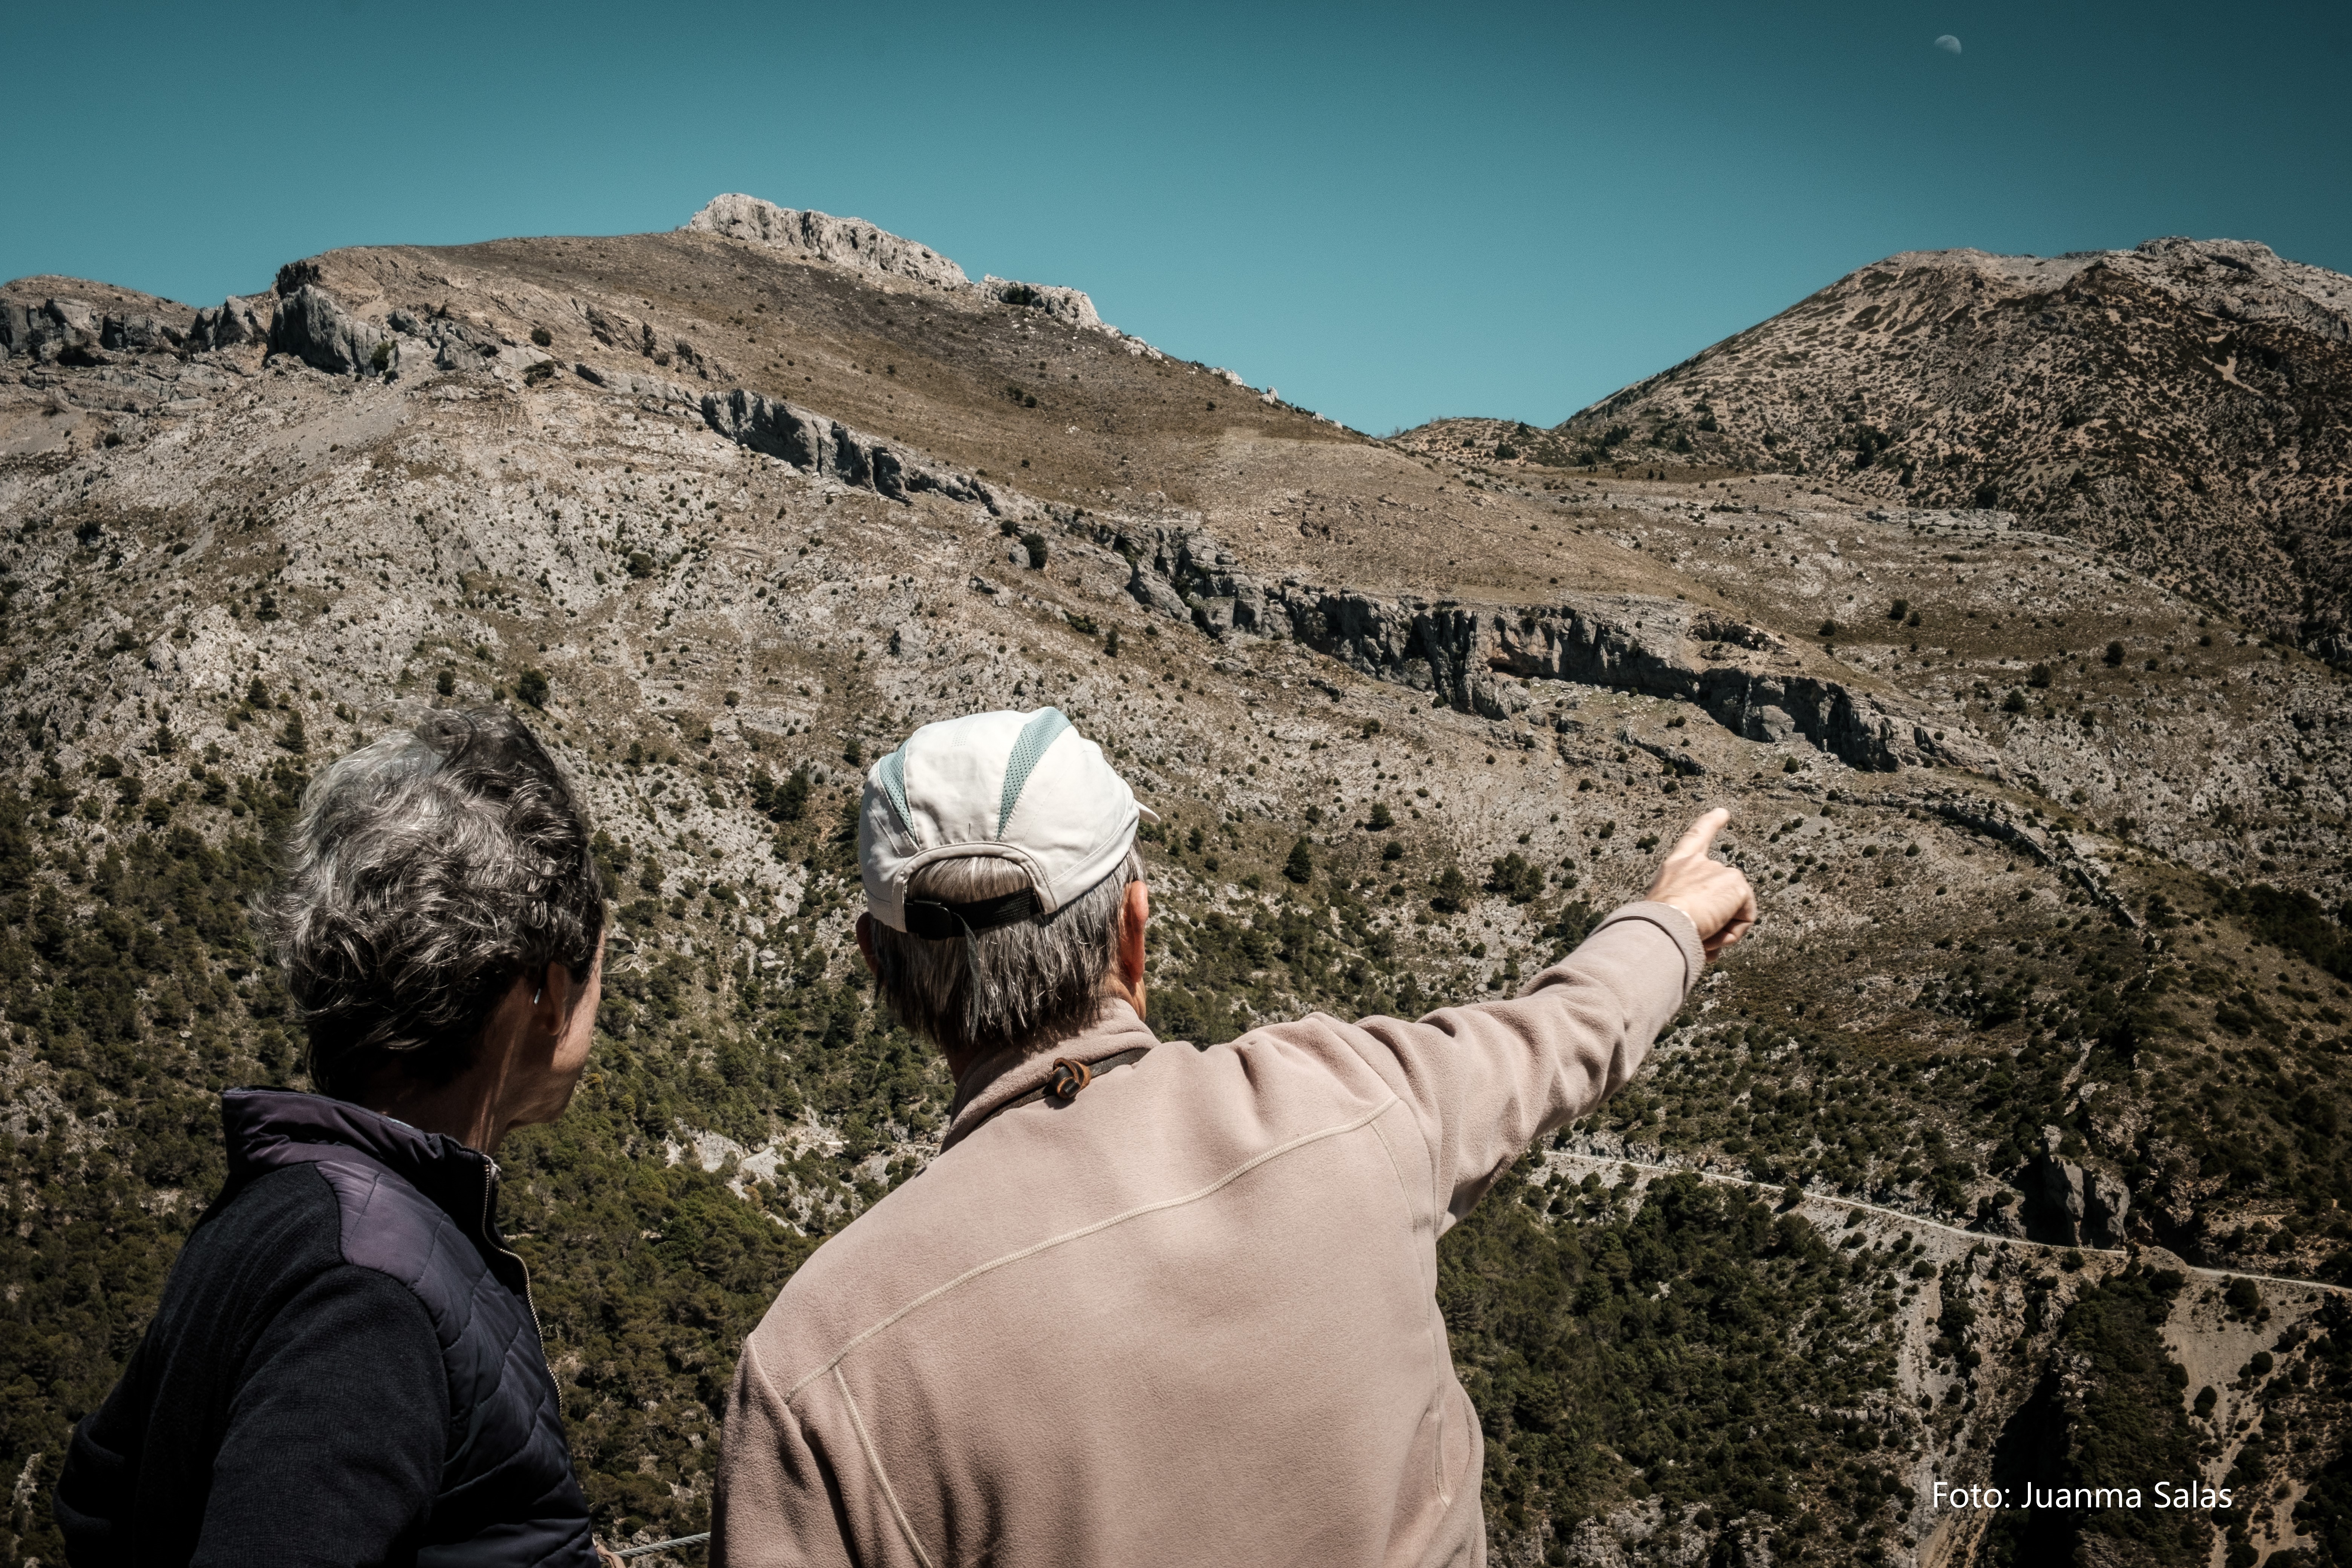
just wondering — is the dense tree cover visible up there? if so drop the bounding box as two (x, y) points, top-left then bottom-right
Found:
(2287, 1298), (2352, 1567)
(0, 775), (304, 1563)
(5, 746), (2351, 1562)
(1982, 1265), (2210, 1566)
(2209, 878), (2352, 986)
(1439, 1160), (1916, 1562)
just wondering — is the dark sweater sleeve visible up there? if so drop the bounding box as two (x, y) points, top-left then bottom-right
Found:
(192, 1264), (451, 1568)
(55, 1351), (150, 1566)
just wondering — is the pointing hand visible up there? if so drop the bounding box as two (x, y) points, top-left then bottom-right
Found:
(1643, 807), (1757, 961)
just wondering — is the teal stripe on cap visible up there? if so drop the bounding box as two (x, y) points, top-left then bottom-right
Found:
(997, 707), (1071, 838)
(876, 744), (913, 831)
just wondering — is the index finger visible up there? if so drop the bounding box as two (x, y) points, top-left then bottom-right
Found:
(1667, 807), (1731, 861)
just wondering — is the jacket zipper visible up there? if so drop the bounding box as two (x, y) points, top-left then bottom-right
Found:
(482, 1158), (566, 1421)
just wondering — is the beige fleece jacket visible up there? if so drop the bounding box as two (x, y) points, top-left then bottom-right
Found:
(714, 900), (1703, 1568)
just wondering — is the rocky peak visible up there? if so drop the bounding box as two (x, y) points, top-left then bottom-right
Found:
(683, 193), (1109, 334)
(684, 193), (973, 290)
(1870, 236), (2352, 343)
(1545, 235), (2352, 658)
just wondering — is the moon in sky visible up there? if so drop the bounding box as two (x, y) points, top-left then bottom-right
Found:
(1934, 34), (1963, 54)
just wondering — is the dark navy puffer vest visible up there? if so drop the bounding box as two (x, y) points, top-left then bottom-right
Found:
(218, 1089), (596, 1565)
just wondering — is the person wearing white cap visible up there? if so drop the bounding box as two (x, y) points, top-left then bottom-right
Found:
(715, 706), (1756, 1568)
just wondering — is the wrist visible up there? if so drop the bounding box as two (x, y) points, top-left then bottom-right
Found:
(1654, 899), (1705, 942)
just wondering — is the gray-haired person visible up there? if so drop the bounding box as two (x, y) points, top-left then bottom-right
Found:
(56, 707), (623, 1568)
(715, 706), (1756, 1567)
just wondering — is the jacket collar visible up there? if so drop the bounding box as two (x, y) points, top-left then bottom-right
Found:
(940, 1000), (1160, 1153)
(220, 1087), (499, 1243)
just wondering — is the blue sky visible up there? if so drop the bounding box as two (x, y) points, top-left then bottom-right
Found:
(5, 0), (2346, 434)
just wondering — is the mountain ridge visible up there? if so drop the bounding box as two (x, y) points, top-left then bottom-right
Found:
(3, 199), (2351, 1566)
(1514, 236), (2352, 663)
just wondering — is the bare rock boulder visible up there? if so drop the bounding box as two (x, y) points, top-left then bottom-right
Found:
(268, 285), (384, 376)
(982, 275), (1102, 331)
(2019, 1126), (2131, 1248)
(190, 294), (271, 351)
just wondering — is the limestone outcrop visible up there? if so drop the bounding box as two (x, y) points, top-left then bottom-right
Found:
(1081, 515), (1997, 774)
(683, 194), (1113, 338)
(2018, 1127), (2132, 1249)
(99, 312), (184, 352)
(190, 294), (270, 350)
(3, 298), (198, 366)
(268, 285), (384, 376)
(1, 299), (104, 365)
(700, 388), (999, 511)
(979, 276), (1101, 331)
(686, 194), (972, 290)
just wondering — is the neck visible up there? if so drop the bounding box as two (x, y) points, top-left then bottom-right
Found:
(942, 981), (1146, 1093)
(356, 1073), (509, 1157)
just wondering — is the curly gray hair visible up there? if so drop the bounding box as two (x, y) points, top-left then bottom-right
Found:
(262, 707), (606, 1099)
(868, 846), (1144, 1064)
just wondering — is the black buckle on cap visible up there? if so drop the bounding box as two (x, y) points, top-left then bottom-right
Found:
(902, 887), (1041, 941)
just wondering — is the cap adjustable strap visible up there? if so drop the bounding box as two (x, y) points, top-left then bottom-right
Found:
(901, 887), (1041, 940)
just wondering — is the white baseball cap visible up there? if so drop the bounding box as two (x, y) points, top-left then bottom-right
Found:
(858, 707), (1152, 935)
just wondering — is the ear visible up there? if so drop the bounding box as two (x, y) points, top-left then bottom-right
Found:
(855, 912), (879, 977)
(531, 964), (569, 1033)
(1117, 880), (1149, 989)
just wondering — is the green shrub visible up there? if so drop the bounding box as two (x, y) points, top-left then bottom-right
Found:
(1487, 853), (1545, 905)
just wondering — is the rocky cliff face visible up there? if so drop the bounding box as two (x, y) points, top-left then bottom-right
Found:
(1071, 513), (2002, 774)
(1518, 237), (2352, 660)
(701, 387), (998, 508)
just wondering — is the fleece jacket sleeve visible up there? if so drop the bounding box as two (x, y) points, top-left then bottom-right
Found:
(192, 1263), (451, 1568)
(713, 1339), (858, 1568)
(1350, 900), (1703, 1227)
